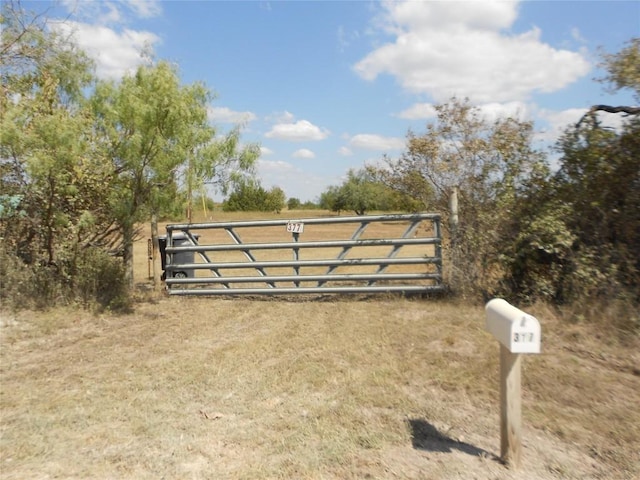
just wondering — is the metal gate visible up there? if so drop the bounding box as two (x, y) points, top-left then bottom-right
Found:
(163, 213), (443, 296)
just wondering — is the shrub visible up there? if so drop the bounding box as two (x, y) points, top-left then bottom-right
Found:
(75, 248), (131, 313)
(0, 245), (130, 313)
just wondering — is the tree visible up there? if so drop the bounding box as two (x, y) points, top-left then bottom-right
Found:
(1, 1), (132, 310)
(319, 185), (345, 213)
(1, 0), (101, 266)
(265, 186), (286, 213)
(598, 37), (640, 102)
(374, 98), (547, 296)
(222, 179), (282, 212)
(319, 168), (405, 215)
(287, 197), (301, 210)
(505, 38), (640, 314)
(543, 39), (640, 306)
(340, 169), (381, 215)
(184, 124), (259, 222)
(90, 61), (258, 286)
(368, 164), (434, 211)
(575, 38), (640, 126)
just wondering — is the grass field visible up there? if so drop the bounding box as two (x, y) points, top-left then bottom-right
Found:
(1, 210), (639, 479)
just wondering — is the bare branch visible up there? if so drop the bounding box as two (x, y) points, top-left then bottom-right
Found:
(576, 105), (640, 128)
(590, 105), (640, 115)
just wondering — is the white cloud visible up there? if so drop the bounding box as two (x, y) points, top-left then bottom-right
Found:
(595, 111), (630, 131)
(339, 146), (353, 156)
(292, 148), (316, 159)
(537, 107), (587, 142)
(396, 102), (437, 120)
(349, 134), (405, 151)
(355, 0), (590, 103)
(54, 1), (163, 80)
(257, 159), (331, 201)
(61, 0), (162, 23)
(208, 106), (257, 124)
(478, 101), (530, 122)
(265, 120), (330, 142)
(258, 159), (295, 173)
(260, 146), (274, 156)
(399, 100), (530, 125)
(126, 0), (163, 18)
(537, 107), (630, 145)
(266, 111), (295, 123)
(571, 27), (587, 45)
(54, 21), (160, 79)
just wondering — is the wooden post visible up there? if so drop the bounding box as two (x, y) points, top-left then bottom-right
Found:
(151, 213), (161, 291)
(500, 344), (522, 468)
(449, 186), (459, 233)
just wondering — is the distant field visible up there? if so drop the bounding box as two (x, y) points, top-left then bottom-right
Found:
(1, 210), (638, 479)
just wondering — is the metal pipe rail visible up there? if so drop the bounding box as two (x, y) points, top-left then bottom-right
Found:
(168, 272), (441, 284)
(165, 285), (445, 296)
(166, 213), (441, 231)
(166, 237), (439, 253)
(166, 257), (439, 272)
(163, 213), (443, 296)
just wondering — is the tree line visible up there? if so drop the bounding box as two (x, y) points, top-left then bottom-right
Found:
(1, 2), (637, 332)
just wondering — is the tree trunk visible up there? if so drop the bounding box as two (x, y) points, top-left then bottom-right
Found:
(123, 222), (135, 289)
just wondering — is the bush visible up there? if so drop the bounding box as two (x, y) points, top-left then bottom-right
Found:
(508, 205), (576, 303)
(0, 245), (130, 313)
(75, 248), (131, 313)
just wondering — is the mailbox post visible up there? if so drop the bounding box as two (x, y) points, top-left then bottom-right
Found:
(485, 298), (541, 469)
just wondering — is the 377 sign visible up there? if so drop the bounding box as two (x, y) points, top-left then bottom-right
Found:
(286, 222), (304, 234)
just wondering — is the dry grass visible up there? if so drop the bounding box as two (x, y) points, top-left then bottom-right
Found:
(1, 297), (638, 479)
(1, 210), (639, 479)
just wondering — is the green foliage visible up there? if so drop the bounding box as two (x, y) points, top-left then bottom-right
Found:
(507, 203), (576, 302)
(90, 61), (211, 226)
(319, 168), (409, 215)
(368, 163), (435, 210)
(193, 194), (216, 213)
(319, 186), (343, 213)
(222, 180), (285, 213)
(549, 115), (640, 304)
(377, 98), (547, 297)
(501, 40), (640, 325)
(287, 197), (302, 210)
(266, 186), (286, 214)
(1, 1), (100, 267)
(0, 243), (130, 312)
(1, 2), (258, 305)
(90, 60), (259, 284)
(75, 247), (131, 312)
(598, 37), (640, 101)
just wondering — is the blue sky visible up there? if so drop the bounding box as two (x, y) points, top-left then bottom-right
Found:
(32, 0), (640, 201)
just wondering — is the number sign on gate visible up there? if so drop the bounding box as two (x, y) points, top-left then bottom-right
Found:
(286, 222), (304, 234)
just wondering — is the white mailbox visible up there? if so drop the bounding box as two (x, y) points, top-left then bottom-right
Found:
(485, 299), (541, 354)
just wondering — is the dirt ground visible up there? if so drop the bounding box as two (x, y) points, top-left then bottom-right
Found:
(1, 212), (639, 479)
(1, 294), (638, 480)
